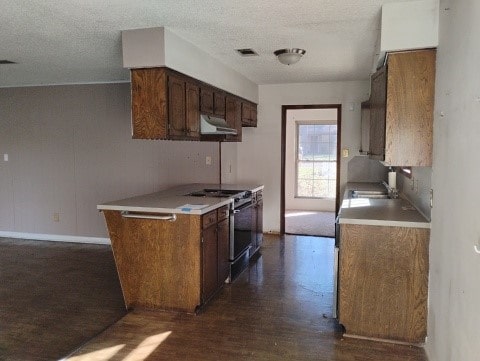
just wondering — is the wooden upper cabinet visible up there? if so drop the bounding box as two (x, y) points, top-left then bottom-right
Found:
(185, 82), (200, 138)
(241, 101), (258, 127)
(369, 68), (387, 160)
(369, 49), (435, 166)
(131, 68), (201, 140)
(225, 96), (242, 142)
(130, 67), (256, 141)
(250, 105), (257, 127)
(202, 88), (226, 117)
(213, 92), (226, 117)
(168, 74), (187, 138)
(131, 68), (168, 139)
(200, 87), (214, 115)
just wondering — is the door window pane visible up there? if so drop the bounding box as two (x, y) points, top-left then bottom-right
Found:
(296, 122), (337, 198)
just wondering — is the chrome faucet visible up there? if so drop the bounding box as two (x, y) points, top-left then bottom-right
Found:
(382, 181), (399, 199)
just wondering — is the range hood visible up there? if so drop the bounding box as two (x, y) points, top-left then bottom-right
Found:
(200, 114), (237, 135)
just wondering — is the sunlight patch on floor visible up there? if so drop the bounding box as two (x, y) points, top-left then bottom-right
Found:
(64, 344), (125, 361)
(64, 331), (172, 361)
(122, 331), (172, 361)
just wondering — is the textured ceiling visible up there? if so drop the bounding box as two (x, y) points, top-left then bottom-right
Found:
(0, 0), (412, 87)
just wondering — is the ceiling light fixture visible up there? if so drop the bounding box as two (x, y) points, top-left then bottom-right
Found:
(274, 48), (306, 65)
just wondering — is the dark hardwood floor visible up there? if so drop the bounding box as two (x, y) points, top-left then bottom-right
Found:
(64, 235), (427, 361)
(0, 238), (127, 361)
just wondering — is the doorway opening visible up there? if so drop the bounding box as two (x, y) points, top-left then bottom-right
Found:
(280, 105), (341, 236)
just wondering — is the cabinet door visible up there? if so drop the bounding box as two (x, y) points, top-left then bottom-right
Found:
(217, 218), (230, 285)
(213, 92), (226, 117)
(168, 75), (186, 137)
(250, 104), (257, 127)
(241, 102), (251, 126)
(339, 224), (429, 343)
(185, 82), (200, 138)
(369, 67), (387, 160)
(131, 68), (168, 139)
(202, 225), (218, 302)
(200, 87), (214, 115)
(360, 101), (371, 154)
(384, 50), (435, 166)
(225, 96), (242, 142)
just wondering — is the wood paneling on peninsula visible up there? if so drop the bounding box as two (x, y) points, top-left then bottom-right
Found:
(104, 210), (202, 312)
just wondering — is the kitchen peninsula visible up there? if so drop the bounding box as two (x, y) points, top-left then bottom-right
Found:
(98, 183), (263, 313)
(337, 182), (430, 344)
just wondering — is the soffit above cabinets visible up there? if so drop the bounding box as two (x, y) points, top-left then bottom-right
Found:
(0, 0), (421, 87)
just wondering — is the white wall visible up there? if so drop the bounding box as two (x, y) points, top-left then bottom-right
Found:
(235, 81), (370, 233)
(285, 108), (338, 212)
(426, 1), (480, 360)
(0, 83), (220, 240)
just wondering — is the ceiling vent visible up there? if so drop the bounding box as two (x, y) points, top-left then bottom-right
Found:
(235, 48), (258, 57)
(0, 60), (16, 64)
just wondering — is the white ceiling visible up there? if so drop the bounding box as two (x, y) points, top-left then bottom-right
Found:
(0, 0), (412, 87)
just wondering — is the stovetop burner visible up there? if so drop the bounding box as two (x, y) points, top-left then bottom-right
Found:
(186, 189), (252, 206)
(188, 189), (244, 197)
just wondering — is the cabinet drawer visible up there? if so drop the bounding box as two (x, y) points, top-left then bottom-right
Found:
(202, 210), (217, 229)
(217, 205), (230, 221)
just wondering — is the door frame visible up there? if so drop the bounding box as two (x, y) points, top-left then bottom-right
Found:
(280, 104), (342, 235)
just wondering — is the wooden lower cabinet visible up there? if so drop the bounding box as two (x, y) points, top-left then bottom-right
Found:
(202, 206), (230, 302)
(338, 224), (429, 344)
(102, 206), (230, 313)
(202, 223), (218, 303)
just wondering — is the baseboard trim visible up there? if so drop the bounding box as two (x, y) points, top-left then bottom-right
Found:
(0, 231), (110, 245)
(343, 333), (424, 347)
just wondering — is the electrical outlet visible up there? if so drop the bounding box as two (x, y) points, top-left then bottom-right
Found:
(3, 154), (8, 162)
(53, 213), (60, 222)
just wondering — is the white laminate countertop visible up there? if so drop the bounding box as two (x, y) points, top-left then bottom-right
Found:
(97, 183), (264, 215)
(338, 182), (430, 229)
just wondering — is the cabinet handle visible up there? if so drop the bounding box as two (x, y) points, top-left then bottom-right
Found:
(121, 211), (177, 222)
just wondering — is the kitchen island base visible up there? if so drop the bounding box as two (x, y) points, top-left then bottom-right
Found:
(104, 210), (202, 313)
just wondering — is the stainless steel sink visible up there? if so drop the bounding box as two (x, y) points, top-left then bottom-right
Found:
(350, 190), (389, 199)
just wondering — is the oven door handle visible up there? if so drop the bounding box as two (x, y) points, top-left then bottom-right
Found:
(232, 202), (253, 213)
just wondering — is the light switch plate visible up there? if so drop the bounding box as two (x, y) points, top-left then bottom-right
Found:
(342, 148), (349, 158)
(3, 154), (8, 162)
